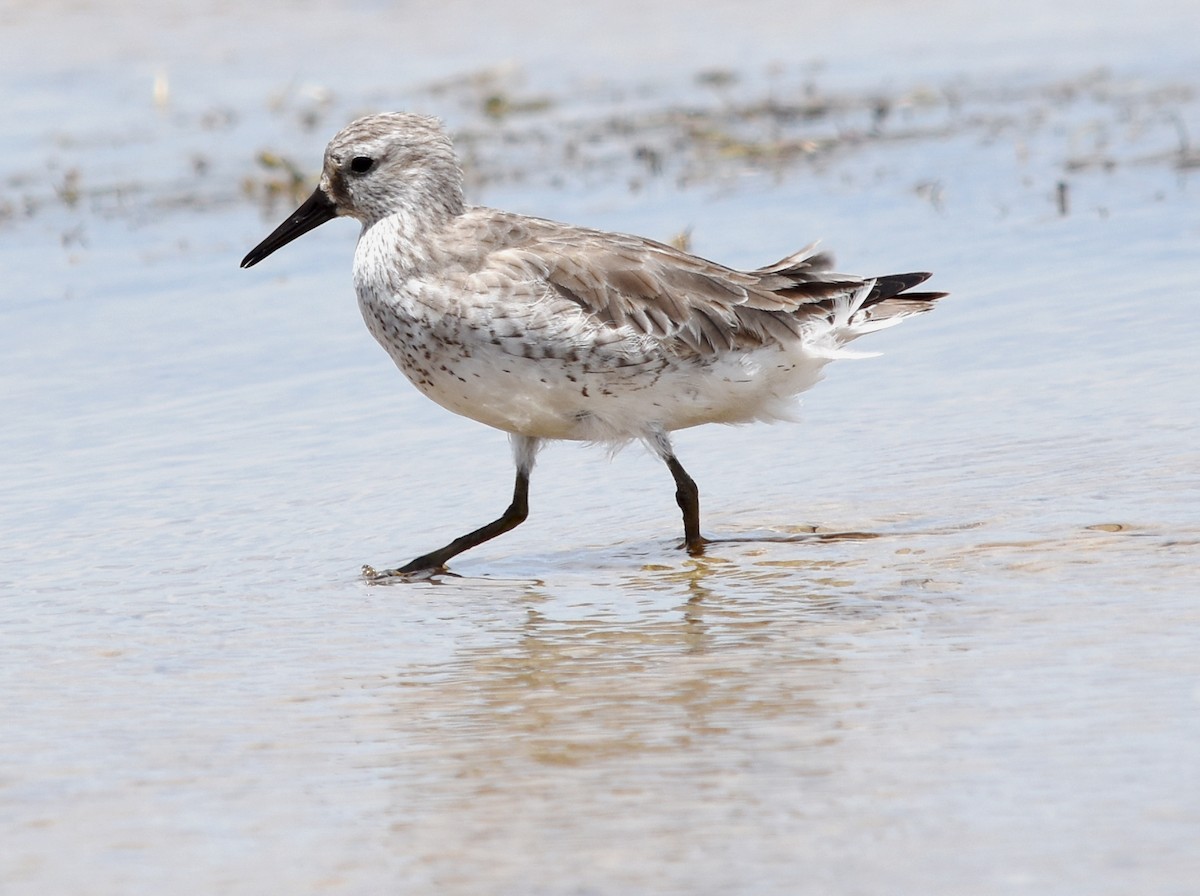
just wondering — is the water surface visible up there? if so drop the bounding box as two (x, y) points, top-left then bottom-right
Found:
(2, 1), (1198, 893)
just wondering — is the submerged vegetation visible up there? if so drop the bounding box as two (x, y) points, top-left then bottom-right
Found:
(1, 65), (1195, 231)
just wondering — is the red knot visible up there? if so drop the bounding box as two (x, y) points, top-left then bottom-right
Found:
(242, 113), (945, 577)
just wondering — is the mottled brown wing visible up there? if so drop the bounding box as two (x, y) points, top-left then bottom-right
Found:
(506, 220), (873, 357)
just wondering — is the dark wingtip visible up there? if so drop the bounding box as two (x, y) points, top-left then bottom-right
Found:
(869, 272), (947, 304)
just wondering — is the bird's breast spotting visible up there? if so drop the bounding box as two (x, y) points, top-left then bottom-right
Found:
(355, 275), (656, 439)
(355, 274), (823, 442)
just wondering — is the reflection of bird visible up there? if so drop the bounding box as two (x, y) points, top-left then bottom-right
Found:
(242, 112), (945, 576)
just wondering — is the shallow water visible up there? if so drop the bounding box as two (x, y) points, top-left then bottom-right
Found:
(2, 1), (1199, 893)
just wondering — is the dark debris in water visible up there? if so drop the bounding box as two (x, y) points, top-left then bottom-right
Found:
(244, 150), (312, 206)
(2, 66), (1196, 232)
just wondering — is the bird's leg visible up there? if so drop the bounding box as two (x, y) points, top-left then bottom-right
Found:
(648, 429), (707, 556)
(665, 454), (706, 555)
(370, 435), (540, 576)
(393, 469), (529, 573)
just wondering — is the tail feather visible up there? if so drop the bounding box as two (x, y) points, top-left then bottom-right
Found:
(855, 272), (945, 327)
(837, 274), (943, 341)
(738, 250), (945, 356)
(867, 271), (938, 301)
(759, 251), (946, 318)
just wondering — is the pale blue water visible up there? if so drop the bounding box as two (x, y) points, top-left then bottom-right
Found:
(2, 1), (1199, 893)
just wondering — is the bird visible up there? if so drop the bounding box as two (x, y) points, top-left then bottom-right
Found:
(241, 112), (945, 577)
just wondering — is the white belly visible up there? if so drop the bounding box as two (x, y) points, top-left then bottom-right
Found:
(357, 281), (827, 442)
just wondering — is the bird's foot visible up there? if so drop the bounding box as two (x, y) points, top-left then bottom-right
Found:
(681, 535), (710, 557)
(361, 561), (451, 583)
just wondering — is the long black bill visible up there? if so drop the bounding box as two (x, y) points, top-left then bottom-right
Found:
(240, 187), (339, 268)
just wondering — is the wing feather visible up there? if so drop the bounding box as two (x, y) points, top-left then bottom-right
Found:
(460, 210), (944, 358)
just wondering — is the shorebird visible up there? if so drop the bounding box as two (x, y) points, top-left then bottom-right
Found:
(242, 112), (944, 577)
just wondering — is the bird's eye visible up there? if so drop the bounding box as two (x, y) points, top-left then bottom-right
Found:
(350, 156), (374, 174)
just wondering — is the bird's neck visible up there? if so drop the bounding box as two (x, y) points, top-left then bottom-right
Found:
(354, 206), (456, 287)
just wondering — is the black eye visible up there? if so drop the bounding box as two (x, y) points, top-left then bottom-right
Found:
(350, 156), (374, 174)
